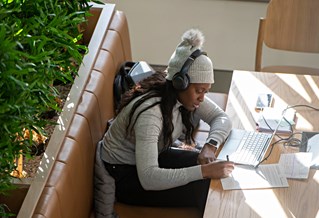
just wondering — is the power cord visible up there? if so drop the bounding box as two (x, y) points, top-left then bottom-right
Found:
(255, 104), (319, 168)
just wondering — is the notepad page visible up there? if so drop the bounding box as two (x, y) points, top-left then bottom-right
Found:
(278, 152), (312, 179)
(221, 164), (289, 190)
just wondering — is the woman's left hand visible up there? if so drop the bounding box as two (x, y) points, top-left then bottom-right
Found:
(197, 143), (217, 164)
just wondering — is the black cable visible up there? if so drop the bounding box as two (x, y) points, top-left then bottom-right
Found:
(260, 113), (292, 140)
(255, 138), (281, 168)
(282, 132), (303, 148)
(255, 104), (319, 168)
(286, 104), (319, 112)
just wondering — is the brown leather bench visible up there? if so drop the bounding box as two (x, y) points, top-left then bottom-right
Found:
(30, 5), (228, 218)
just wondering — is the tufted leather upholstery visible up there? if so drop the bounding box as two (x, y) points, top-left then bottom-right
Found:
(34, 115), (94, 217)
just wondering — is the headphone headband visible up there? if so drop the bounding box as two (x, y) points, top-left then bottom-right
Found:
(180, 49), (207, 75)
(172, 49), (207, 90)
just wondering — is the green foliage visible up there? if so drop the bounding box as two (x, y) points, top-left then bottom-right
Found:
(0, 0), (102, 215)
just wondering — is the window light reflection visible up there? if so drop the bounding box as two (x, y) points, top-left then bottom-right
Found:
(277, 74), (311, 103)
(313, 170), (319, 184)
(229, 89), (255, 130)
(243, 190), (288, 217)
(305, 75), (319, 101)
(295, 114), (314, 131)
(58, 116), (66, 131)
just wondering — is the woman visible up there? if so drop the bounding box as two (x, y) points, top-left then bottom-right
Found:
(99, 29), (234, 216)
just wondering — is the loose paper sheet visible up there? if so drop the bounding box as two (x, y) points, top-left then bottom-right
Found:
(278, 152), (312, 179)
(221, 164), (289, 190)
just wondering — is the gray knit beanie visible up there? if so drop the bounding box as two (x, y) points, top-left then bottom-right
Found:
(166, 29), (214, 84)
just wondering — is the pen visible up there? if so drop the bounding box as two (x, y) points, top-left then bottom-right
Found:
(226, 155), (229, 161)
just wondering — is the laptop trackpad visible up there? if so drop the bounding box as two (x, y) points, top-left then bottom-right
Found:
(217, 129), (245, 161)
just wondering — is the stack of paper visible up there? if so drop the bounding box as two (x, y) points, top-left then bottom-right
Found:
(221, 152), (312, 190)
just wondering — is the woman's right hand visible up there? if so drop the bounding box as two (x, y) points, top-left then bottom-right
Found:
(201, 161), (234, 179)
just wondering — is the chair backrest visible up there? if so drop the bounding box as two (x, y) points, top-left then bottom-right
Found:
(255, 0), (319, 75)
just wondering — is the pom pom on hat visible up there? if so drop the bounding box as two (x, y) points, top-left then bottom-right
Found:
(181, 28), (205, 48)
(166, 29), (214, 84)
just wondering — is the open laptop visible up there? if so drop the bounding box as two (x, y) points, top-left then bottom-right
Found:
(217, 113), (285, 167)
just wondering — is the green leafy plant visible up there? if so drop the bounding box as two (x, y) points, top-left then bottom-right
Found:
(0, 0), (102, 216)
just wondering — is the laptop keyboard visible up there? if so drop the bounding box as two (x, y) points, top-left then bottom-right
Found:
(231, 131), (271, 165)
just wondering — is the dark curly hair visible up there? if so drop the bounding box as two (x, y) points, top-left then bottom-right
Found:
(117, 71), (195, 149)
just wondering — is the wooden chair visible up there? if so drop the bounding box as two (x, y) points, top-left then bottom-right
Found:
(255, 0), (319, 75)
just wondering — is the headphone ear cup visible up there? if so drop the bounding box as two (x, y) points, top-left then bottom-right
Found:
(172, 72), (190, 90)
(171, 49), (206, 90)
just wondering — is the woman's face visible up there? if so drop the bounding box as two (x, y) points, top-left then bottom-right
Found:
(177, 83), (211, 111)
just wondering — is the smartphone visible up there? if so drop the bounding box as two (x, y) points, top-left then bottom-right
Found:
(255, 93), (273, 110)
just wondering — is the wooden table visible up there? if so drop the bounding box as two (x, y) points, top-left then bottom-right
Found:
(203, 70), (319, 218)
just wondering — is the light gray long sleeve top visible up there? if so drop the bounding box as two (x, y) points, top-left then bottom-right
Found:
(101, 95), (232, 191)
